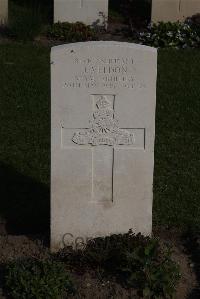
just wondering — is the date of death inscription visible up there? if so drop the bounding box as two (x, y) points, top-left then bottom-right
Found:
(63, 57), (146, 90)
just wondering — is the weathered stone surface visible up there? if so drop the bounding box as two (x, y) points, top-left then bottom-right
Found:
(51, 41), (157, 251)
(152, 0), (200, 23)
(54, 0), (108, 26)
(0, 0), (8, 24)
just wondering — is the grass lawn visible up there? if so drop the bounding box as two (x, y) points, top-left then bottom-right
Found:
(154, 49), (200, 231)
(0, 43), (50, 233)
(0, 43), (200, 233)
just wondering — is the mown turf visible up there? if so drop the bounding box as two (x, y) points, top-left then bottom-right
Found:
(0, 43), (50, 233)
(0, 44), (199, 232)
(154, 49), (200, 230)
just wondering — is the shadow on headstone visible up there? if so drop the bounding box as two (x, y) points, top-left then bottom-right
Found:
(0, 162), (49, 235)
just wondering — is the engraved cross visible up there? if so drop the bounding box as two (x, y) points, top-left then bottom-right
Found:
(62, 95), (145, 202)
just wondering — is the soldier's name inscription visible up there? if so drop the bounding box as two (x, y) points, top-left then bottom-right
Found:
(63, 56), (146, 90)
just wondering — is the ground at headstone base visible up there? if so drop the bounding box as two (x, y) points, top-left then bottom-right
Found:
(0, 229), (197, 299)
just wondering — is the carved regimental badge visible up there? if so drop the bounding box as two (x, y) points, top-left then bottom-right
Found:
(72, 96), (135, 146)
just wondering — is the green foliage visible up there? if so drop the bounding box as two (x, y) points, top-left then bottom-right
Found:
(138, 21), (200, 48)
(9, 3), (43, 41)
(186, 13), (200, 36)
(46, 22), (97, 42)
(123, 242), (180, 298)
(60, 231), (180, 298)
(5, 259), (75, 299)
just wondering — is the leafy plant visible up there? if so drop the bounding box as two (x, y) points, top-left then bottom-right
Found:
(122, 240), (180, 298)
(138, 21), (200, 48)
(46, 22), (97, 42)
(59, 230), (180, 298)
(185, 13), (200, 36)
(5, 258), (75, 299)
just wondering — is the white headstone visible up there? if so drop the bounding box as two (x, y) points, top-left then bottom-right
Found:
(54, 0), (108, 26)
(152, 0), (200, 23)
(0, 0), (8, 25)
(51, 41), (157, 251)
